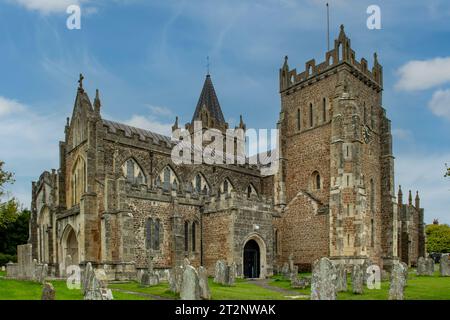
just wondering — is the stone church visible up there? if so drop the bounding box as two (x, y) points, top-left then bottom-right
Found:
(29, 26), (425, 280)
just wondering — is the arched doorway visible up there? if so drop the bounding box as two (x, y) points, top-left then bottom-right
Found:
(243, 239), (260, 278)
(61, 225), (79, 267)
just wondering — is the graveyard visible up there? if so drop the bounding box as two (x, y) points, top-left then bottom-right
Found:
(1, 264), (449, 300)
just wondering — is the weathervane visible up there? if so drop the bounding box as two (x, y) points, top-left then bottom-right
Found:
(206, 56), (210, 76)
(78, 73), (84, 90)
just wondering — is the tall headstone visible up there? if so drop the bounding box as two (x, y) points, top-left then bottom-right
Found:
(440, 253), (449, 276)
(82, 262), (93, 295)
(288, 253), (294, 273)
(426, 257), (435, 276)
(362, 259), (373, 285)
(389, 261), (406, 300)
(1, 266), (5, 272)
(41, 282), (55, 300)
(400, 262), (408, 286)
(180, 265), (200, 300)
(198, 266), (211, 300)
(281, 262), (289, 278)
(227, 262), (236, 286)
(351, 264), (364, 294)
(336, 264), (347, 292)
(169, 265), (184, 293)
(311, 257), (337, 300)
(214, 260), (227, 284)
(84, 269), (114, 300)
(417, 257), (427, 276)
(40, 264), (48, 284)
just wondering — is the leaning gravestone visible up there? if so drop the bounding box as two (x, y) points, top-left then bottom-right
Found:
(311, 257), (337, 300)
(336, 264), (347, 292)
(180, 265), (200, 300)
(351, 264), (364, 294)
(214, 260), (227, 284)
(169, 265), (184, 293)
(39, 264), (48, 284)
(82, 262), (93, 295)
(41, 282), (55, 300)
(440, 253), (449, 276)
(84, 269), (114, 300)
(198, 266), (211, 300)
(389, 261), (405, 300)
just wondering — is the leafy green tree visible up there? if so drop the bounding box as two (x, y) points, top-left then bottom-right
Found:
(426, 223), (450, 253)
(0, 160), (19, 228)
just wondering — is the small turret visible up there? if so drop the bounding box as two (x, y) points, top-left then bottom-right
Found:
(172, 116), (179, 132)
(408, 190), (412, 206)
(94, 89), (101, 114)
(397, 185), (403, 205)
(415, 191), (420, 209)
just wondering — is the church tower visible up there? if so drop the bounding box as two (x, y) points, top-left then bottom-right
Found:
(275, 25), (396, 269)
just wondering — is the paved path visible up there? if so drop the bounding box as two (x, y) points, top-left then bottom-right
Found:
(249, 279), (310, 299)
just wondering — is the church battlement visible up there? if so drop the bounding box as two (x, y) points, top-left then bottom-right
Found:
(280, 25), (383, 93)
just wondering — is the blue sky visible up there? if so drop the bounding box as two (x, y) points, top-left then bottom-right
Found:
(0, 0), (449, 224)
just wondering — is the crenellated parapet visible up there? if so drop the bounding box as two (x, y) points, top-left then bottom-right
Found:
(280, 25), (383, 93)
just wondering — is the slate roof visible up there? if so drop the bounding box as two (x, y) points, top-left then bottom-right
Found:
(191, 75), (226, 124)
(102, 119), (173, 146)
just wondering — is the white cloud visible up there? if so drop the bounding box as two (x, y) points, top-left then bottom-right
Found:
(396, 152), (450, 225)
(147, 105), (173, 117)
(124, 115), (172, 137)
(428, 89), (450, 121)
(10, 0), (90, 14)
(0, 96), (63, 208)
(396, 57), (450, 91)
(0, 96), (25, 117)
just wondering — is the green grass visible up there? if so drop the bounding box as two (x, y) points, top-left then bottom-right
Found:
(0, 278), (150, 300)
(1, 269), (449, 300)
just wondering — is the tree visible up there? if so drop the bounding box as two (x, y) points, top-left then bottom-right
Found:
(0, 160), (19, 228)
(425, 223), (450, 253)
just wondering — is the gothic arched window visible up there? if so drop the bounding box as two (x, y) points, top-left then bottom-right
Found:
(145, 218), (161, 251)
(193, 174), (209, 194)
(145, 218), (153, 250)
(71, 156), (86, 207)
(309, 103), (314, 127)
(311, 171), (321, 190)
(159, 166), (179, 192)
(122, 159), (145, 185)
(221, 178), (233, 195)
(247, 184), (257, 198)
(192, 222), (196, 252)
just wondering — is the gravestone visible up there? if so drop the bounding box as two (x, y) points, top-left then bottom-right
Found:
(417, 257), (428, 276)
(39, 264), (48, 284)
(400, 262), (408, 286)
(214, 260), (227, 285)
(82, 262), (93, 295)
(440, 253), (449, 276)
(169, 265), (184, 293)
(351, 264), (364, 294)
(140, 254), (159, 286)
(183, 258), (191, 267)
(288, 253), (294, 273)
(227, 262), (236, 286)
(311, 257), (337, 300)
(362, 259), (373, 285)
(180, 265), (200, 300)
(381, 270), (390, 281)
(1, 266), (5, 272)
(198, 266), (211, 300)
(389, 261), (405, 300)
(41, 282), (55, 300)
(426, 257), (435, 276)
(336, 264), (347, 292)
(136, 269), (145, 283)
(84, 269), (114, 300)
(65, 255), (73, 275)
(281, 262), (289, 278)
(291, 275), (310, 289)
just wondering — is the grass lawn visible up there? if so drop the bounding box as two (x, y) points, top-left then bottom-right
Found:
(109, 278), (297, 300)
(271, 270), (450, 300)
(1, 269), (449, 300)
(0, 277), (150, 300)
